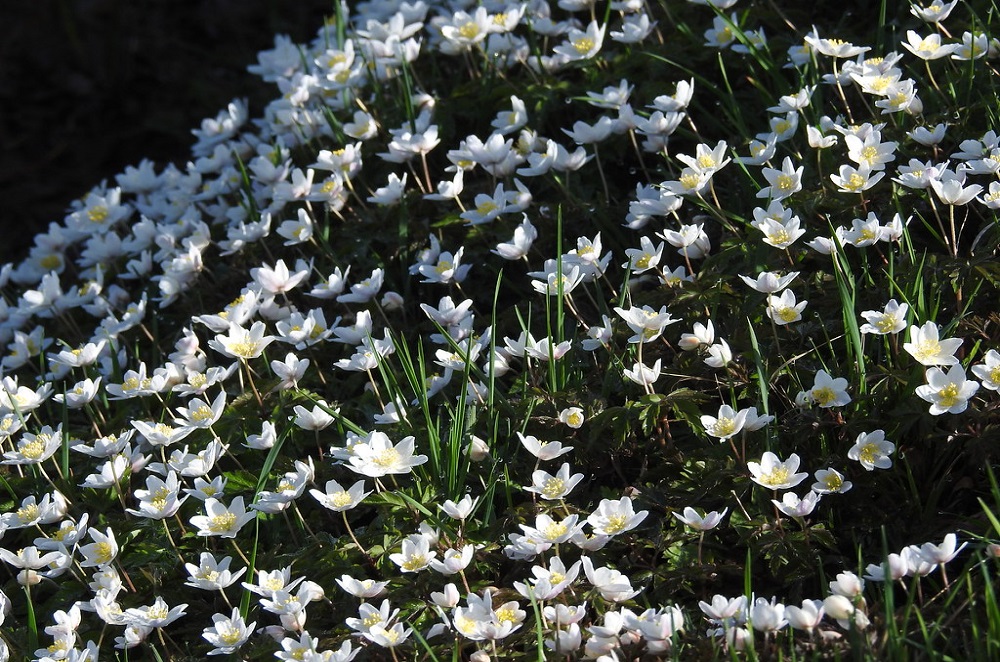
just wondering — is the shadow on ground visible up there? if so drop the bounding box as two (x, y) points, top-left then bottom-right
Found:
(0, 0), (331, 265)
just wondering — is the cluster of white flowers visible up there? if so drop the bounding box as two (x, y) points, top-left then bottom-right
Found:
(0, 0), (998, 659)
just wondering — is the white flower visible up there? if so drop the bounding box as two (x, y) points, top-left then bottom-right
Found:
(202, 608), (255, 656)
(847, 430), (896, 471)
(812, 468), (852, 494)
(772, 491), (821, 518)
(390, 534), (436, 573)
(310, 479), (370, 512)
(588, 496), (648, 535)
(208, 321), (275, 361)
(971, 349), (1000, 391)
(903, 321), (962, 366)
(748, 452), (809, 490)
(347, 434), (428, 477)
(526, 463), (585, 500)
(860, 299), (909, 335)
(740, 271), (799, 293)
(916, 533), (967, 566)
(190, 497), (256, 538)
(553, 21), (606, 61)
(701, 404), (749, 441)
(185, 553), (246, 591)
(517, 432), (573, 461)
(915, 365), (980, 415)
(673, 506), (727, 531)
(623, 359), (661, 387)
(758, 157), (803, 200)
(558, 407), (585, 428)
(807, 369), (851, 407)
(766, 289), (807, 325)
(705, 340), (733, 368)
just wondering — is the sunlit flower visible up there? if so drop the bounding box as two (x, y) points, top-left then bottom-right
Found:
(701, 404), (749, 441)
(860, 299), (909, 335)
(310, 479), (370, 512)
(971, 349), (1000, 391)
(588, 496), (648, 536)
(390, 533), (437, 573)
(202, 608), (255, 656)
(766, 289), (807, 325)
(517, 432), (573, 461)
(190, 497), (256, 538)
(903, 321), (963, 366)
(807, 369), (851, 407)
(812, 468), (852, 494)
(348, 433), (428, 477)
(830, 164), (883, 193)
(553, 21), (606, 61)
(185, 553), (246, 591)
(526, 462), (585, 500)
(758, 157), (803, 200)
(847, 430), (896, 471)
(208, 321), (275, 361)
(748, 452), (809, 490)
(915, 365), (980, 415)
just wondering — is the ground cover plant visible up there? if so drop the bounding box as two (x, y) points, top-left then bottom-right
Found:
(1, 0), (1000, 659)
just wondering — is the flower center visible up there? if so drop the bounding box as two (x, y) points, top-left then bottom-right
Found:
(812, 386), (836, 405)
(20, 439), (46, 460)
(191, 405), (214, 422)
(758, 466), (790, 487)
(402, 554), (427, 571)
(913, 339), (941, 362)
(17, 503), (40, 523)
(543, 522), (568, 539)
(332, 491), (353, 508)
(94, 542), (114, 564)
(209, 512), (237, 532)
(876, 315), (898, 333)
(937, 383), (960, 407)
(88, 206), (109, 223)
(542, 477), (565, 499)
(458, 21), (480, 40)
(604, 514), (628, 534)
(573, 37), (595, 54)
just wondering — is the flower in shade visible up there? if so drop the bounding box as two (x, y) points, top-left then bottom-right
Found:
(673, 506), (728, 531)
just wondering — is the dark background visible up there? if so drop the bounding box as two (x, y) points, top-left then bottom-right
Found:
(0, 0), (332, 265)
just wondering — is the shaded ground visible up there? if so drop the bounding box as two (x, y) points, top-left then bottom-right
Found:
(0, 0), (331, 265)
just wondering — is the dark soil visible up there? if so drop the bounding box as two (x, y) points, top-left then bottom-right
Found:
(0, 0), (331, 265)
